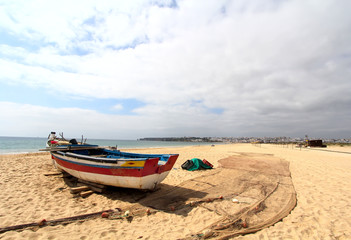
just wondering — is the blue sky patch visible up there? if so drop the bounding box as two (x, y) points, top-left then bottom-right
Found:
(190, 99), (224, 115)
(208, 107), (224, 115)
(106, 35), (150, 51)
(153, 0), (178, 9)
(0, 83), (145, 115)
(0, 28), (41, 52)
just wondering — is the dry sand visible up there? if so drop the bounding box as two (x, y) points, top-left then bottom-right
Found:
(0, 144), (350, 239)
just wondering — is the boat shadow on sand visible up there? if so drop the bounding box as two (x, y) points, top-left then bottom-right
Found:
(102, 183), (209, 217)
(62, 174), (208, 217)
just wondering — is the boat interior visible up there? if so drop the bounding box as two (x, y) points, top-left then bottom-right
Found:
(54, 147), (173, 164)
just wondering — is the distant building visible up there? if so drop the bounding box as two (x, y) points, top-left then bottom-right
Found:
(307, 140), (327, 148)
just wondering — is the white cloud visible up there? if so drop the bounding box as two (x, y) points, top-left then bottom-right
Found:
(112, 104), (123, 111)
(0, 0), (351, 138)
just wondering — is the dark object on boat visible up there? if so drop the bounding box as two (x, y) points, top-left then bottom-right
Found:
(69, 139), (78, 144)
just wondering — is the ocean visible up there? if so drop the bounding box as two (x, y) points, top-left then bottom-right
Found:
(0, 136), (216, 154)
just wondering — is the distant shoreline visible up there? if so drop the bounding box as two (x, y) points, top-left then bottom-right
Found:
(0, 137), (219, 155)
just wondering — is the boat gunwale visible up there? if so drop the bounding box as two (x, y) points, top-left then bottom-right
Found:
(52, 152), (145, 169)
(102, 149), (178, 159)
(54, 151), (155, 163)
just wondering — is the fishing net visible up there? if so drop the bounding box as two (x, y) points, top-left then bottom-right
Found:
(139, 152), (297, 239)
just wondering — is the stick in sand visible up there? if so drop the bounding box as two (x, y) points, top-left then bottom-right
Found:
(0, 209), (115, 234)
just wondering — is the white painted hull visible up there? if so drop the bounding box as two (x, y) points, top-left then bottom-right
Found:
(56, 163), (170, 190)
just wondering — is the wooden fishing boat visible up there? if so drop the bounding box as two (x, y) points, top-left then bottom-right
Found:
(43, 132), (179, 190)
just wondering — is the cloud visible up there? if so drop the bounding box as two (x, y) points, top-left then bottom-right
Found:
(0, 0), (351, 138)
(112, 104), (123, 111)
(0, 101), (226, 139)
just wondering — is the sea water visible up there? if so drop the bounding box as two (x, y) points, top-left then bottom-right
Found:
(0, 136), (215, 154)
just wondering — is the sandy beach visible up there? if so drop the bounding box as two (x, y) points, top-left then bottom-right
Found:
(0, 144), (350, 239)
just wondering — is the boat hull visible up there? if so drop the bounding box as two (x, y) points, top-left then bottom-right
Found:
(51, 150), (178, 190)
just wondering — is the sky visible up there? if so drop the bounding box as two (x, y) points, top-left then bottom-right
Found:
(0, 0), (350, 140)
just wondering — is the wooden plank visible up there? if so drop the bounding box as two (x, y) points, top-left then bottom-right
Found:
(78, 179), (106, 189)
(80, 190), (94, 198)
(77, 183), (105, 193)
(43, 172), (62, 176)
(0, 209), (115, 233)
(70, 186), (90, 194)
